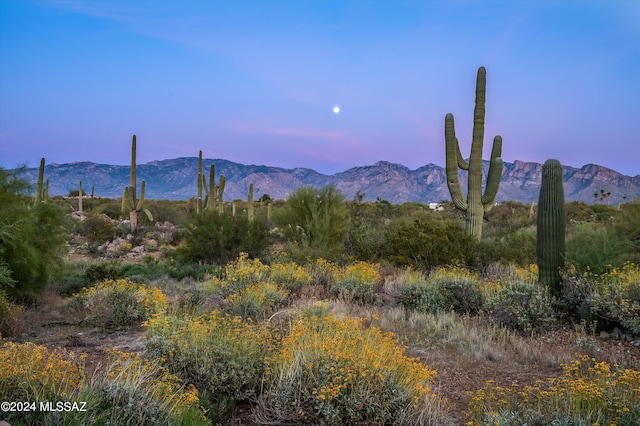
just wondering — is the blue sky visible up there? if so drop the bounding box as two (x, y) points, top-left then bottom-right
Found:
(1, 0), (639, 176)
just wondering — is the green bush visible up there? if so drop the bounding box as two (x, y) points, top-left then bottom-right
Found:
(180, 210), (270, 265)
(484, 281), (556, 333)
(272, 185), (349, 262)
(399, 278), (447, 314)
(566, 223), (634, 275)
(83, 262), (118, 284)
(429, 267), (484, 314)
(383, 218), (474, 270)
(73, 213), (119, 244)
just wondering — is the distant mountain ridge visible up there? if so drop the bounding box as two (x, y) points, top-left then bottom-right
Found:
(17, 158), (640, 204)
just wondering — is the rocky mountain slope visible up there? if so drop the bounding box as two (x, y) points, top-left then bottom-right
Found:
(17, 158), (640, 204)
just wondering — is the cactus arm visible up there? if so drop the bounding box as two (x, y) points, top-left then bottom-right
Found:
(445, 113), (468, 211)
(218, 175), (226, 212)
(135, 180), (147, 211)
(455, 137), (469, 170)
(122, 187), (130, 219)
(142, 208), (153, 222)
(481, 135), (503, 208)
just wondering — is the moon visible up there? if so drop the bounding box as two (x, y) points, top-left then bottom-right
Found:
(333, 106), (340, 114)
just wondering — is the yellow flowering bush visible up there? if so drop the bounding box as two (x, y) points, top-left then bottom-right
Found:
(258, 314), (438, 425)
(305, 257), (341, 288)
(91, 350), (207, 425)
(588, 262), (640, 334)
(269, 261), (313, 291)
(72, 278), (167, 327)
(204, 252), (270, 297)
(331, 261), (381, 304)
(0, 343), (207, 425)
(466, 355), (640, 425)
(145, 310), (273, 421)
(0, 341), (84, 402)
(226, 281), (289, 321)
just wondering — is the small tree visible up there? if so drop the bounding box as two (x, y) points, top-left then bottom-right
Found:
(1, 167), (67, 299)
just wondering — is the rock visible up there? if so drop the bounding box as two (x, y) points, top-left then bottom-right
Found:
(599, 331), (610, 339)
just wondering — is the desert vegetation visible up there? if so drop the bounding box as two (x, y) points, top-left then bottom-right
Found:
(1, 160), (639, 426)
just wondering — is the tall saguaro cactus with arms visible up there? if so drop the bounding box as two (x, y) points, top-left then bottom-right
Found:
(444, 66), (503, 241)
(123, 135), (152, 233)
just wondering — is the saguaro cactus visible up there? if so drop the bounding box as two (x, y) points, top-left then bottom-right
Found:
(34, 158), (47, 205)
(444, 66), (503, 241)
(123, 135), (152, 233)
(537, 159), (566, 296)
(78, 181), (83, 212)
(197, 151), (226, 214)
(247, 183), (254, 221)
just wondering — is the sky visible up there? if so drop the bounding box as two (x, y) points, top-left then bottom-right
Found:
(1, 0), (639, 176)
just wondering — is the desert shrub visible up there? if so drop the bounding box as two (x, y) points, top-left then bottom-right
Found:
(115, 256), (168, 282)
(269, 259), (313, 291)
(429, 267), (484, 314)
(83, 262), (118, 284)
(86, 350), (207, 426)
(73, 212), (119, 244)
(383, 218), (474, 270)
(72, 278), (167, 327)
(484, 280), (556, 333)
(257, 314), (439, 425)
(272, 185), (349, 262)
(467, 356), (640, 426)
(557, 265), (596, 320)
(225, 281), (289, 321)
(144, 310), (273, 422)
(305, 257), (341, 288)
(585, 263), (640, 334)
(612, 201), (640, 263)
(475, 227), (537, 268)
(165, 260), (217, 281)
(0, 341), (207, 425)
(331, 261), (380, 304)
(180, 210), (270, 264)
(203, 252), (270, 298)
(0, 291), (23, 338)
(0, 341), (85, 425)
(399, 277), (447, 315)
(566, 223), (634, 275)
(566, 201), (594, 222)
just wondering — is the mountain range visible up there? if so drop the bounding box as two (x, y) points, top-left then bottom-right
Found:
(17, 158), (640, 205)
